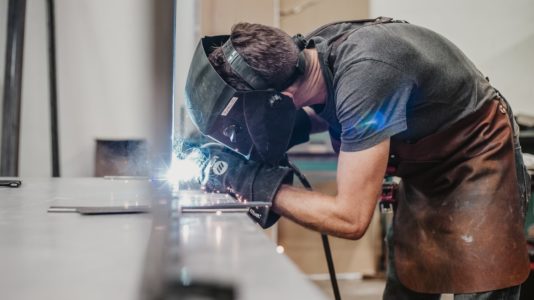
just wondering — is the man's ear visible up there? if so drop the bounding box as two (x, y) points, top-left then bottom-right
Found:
(281, 91), (294, 98)
(281, 82), (298, 98)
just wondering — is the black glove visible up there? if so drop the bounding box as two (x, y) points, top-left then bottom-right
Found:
(200, 143), (293, 228)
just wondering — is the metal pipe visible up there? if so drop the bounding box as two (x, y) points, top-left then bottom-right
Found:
(1, 0), (27, 176)
(46, 0), (61, 177)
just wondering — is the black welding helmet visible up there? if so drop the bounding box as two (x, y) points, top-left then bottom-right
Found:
(185, 35), (306, 165)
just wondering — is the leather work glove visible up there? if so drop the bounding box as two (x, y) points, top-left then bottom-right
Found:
(199, 143), (293, 228)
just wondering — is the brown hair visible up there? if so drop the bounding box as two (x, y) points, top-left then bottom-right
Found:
(208, 23), (300, 91)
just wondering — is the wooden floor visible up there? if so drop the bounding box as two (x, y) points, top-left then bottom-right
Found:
(313, 279), (454, 300)
(314, 279), (385, 300)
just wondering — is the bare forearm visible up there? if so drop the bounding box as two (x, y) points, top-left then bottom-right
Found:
(273, 139), (389, 240)
(272, 185), (379, 240)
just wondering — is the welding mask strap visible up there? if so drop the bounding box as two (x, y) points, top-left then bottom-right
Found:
(221, 39), (269, 90)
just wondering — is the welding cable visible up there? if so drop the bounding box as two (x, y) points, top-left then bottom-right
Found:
(287, 160), (341, 300)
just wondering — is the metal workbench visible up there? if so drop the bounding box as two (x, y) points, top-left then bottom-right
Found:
(0, 178), (327, 300)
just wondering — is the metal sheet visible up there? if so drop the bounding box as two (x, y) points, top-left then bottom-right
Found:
(177, 190), (271, 212)
(0, 178), (327, 300)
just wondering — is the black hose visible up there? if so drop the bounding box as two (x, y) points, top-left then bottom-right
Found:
(321, 233), (341, 300)
(288, 161), (341, 300)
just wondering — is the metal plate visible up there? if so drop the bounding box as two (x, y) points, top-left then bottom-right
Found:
(176, 190), (271, 212)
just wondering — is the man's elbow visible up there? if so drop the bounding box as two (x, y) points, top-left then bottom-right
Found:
(330, 207), (370, 240)
(332, 219), (367, 240)
(347, 229), (365, 240)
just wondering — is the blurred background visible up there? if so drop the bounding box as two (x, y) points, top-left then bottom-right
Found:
(1, 0), (532, 177)
(1, 1), (533, 299)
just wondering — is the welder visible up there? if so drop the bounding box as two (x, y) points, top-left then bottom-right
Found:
(184, 17), (531, 299)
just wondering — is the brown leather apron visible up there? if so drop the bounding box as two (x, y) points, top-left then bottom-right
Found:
(389, 99), (530, 293)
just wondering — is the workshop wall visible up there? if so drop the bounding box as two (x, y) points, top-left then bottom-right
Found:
(280, 0), (369, 36)
(200, 0), (277, 35)
(371, 0), (534, 115)
(13, 0), (533, 175)
(173, 0), (200, 139)
(18, 0), (173, 176)
(19, 0), (51, 177)
(0, 0), (6, 148)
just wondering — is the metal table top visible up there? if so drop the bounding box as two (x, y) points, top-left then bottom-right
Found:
(0, 178), (327, 300)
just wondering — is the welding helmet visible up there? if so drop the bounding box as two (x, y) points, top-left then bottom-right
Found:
(185, 34), (306, 165)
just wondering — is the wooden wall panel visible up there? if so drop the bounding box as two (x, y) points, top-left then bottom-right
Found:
(280, 0), (368, 35)
(200, 0), (276, 36)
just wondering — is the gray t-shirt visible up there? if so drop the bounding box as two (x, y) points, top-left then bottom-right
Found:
(309, 21), (497, 152)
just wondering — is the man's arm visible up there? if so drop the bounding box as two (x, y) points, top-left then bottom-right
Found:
(273, 138), (389, 239)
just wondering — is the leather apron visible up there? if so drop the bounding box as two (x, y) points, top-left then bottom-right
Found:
(389, 99), (530, 293)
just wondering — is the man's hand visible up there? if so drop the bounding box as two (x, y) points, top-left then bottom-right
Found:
(200, 144), (293, 228)
(199, 144), (247, 194)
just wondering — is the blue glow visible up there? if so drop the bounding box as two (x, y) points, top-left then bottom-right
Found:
(343, 111), (388, 137)
(362, 111), (386, 130)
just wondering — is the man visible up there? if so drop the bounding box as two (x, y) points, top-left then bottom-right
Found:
(185, 17), (531, 299)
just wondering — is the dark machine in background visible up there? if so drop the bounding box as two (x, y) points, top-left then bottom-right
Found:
(46, 0), (61, 177)
(1, 0), (26, 176)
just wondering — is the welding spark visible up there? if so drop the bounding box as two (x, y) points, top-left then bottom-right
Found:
(165, 147), (206, 187)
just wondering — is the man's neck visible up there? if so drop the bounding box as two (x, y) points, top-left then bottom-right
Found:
(292, 49), (327, 108)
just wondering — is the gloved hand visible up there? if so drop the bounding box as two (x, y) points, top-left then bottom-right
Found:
(199, 143), (293, 228)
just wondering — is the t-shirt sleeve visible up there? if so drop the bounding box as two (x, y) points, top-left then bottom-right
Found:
(334, 59), (415, 152)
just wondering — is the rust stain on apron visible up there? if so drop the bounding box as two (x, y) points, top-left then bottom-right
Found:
(389, 99), (529, 293)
